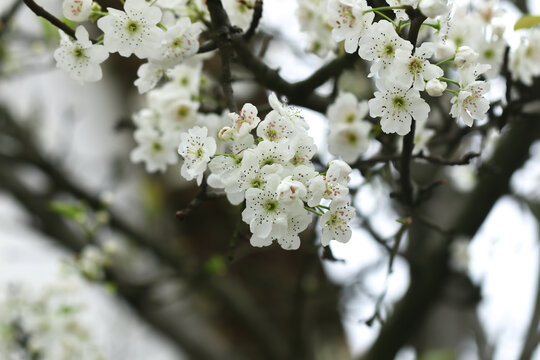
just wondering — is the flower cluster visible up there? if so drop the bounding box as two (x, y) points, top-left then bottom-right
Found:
(325, 0), (494, 135)
(56, 0), (202, 89)
(178, 93), (356, 250)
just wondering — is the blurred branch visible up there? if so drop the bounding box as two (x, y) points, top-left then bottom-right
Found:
(359, 114), (540, 360)
(0, 105), (288, 360)
(0, 0), (23, 38)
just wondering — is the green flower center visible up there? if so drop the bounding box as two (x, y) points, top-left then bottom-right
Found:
(483, 48), (495, 59)
(345, 113), (356, 123)
(152, 142), (162, 152)
(266, 128), (278, 141)
(72, 47), (86, 59)
(262, 158), (276, 166)
(172, 37), (184, 48)
(177, 105), (190, 120)
(409, 58), (422, 73)
(392, 96), (406, 108)
(196, 148), (204, 159)
(251, 177), (264, 189)
(346, 132), (358, 144)
(263, 199), (278, 212)
(127, 20), (139, 34)
(384, 44), (395, 56)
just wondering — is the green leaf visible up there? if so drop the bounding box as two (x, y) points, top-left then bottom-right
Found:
(514, 15), (540, 30)
(418, 350), (456, 360)
(204, 255), (227, 276)
(49, 201), (87, 222)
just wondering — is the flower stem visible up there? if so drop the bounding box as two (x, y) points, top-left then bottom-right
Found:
(421, 22), (440, 31)
(374, 10), (397, 27)
(444, 88), (459, 96)
(304, 206), (323, 216)
(440, 77), (460, 87)
(436, 57), (455, 66)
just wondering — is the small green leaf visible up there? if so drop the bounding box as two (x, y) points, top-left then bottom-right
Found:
(514, 15), (540, 30)
(418, 350), (456, 360)
(204, 255), (227, 276)
(49, 201), (87, 222)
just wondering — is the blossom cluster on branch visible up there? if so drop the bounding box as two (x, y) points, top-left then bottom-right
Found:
(41, 0), (540, 249)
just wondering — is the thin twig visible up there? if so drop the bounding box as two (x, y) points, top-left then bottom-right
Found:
(243, 0), (263, 40)
(22, 0), (97, 43)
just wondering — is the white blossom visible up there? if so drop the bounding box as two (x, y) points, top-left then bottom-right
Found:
(178, 126), (217, 185)
(368, 78), (430, 136)
(62, 0), (92, 22)
(97, 0), (162, 58)
(391, 42), (444, 90)
(229, 103), (261, 138)
(320, 198), (355, 246)
(53, 26), (109, 84)
(419, 0), (450, 18)
(327, 0), (374, 53)
(358, 20), (413, 77)
(130, 128), (179, 172)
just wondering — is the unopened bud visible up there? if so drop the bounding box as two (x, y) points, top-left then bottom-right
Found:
(425, 79), (447, 97)
(218, 126), (233, 141)
(419, 0), (450, 18)
(455, 46), (479, 68)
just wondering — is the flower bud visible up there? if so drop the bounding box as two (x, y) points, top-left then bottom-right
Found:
(455, 46), (479, 68)
(492, 23), (505, 38)
(419, 0), (450, 18)
(425, 79), (447, 97)
(63, 0), (92, 22)
(218, 126), (233, 141)
(436, 42), (455, 60)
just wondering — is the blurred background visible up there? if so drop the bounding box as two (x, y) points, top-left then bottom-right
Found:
(1, 0), (540, 359)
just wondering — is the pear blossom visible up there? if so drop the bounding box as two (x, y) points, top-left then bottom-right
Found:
(242, 177), (303, 239)
(358, 20), (413, 77)
(222, 0), (255, 30)
(391, 43), (444, 90)
(320, 199), (355, 246)
(307, 160), (351, 207)
(97, 0), (162, 58)
(327, 0), (374, 53)
(328, 123), (371, 163)
(178, 126), (217, 185)
(450, 81), (490, 127)
(368, 78), (430, 136)
(150, 17), (201, 68)
(229, 103), (261, 138)
(277, 176), (308, 203)
(134, 62), (165, 93)
(250, 211), (312, 250)
(327, 92), (369, 126)
(130, 128), (179, 172)
(63, 0), (92, 22)
(256, 112), (295, 142)
(268, 93), (309, 133)
(53, 26), (109, 84)
(289, 136), (317, 167)
(454, 46), (479, 68)
(419, 0), (450, 18)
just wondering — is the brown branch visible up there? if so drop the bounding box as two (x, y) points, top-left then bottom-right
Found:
(207, 0), (238, 112)
(398, 9), (427, 207)
(243, 0), (263, 40)
(414, 151), (480, 166)
(0, 105), (288, 360)
(22, 0), (97, 43)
